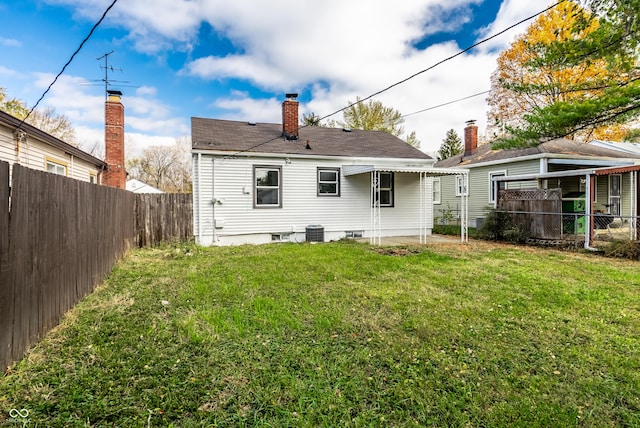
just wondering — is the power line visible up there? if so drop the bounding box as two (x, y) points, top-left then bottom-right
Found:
(17, 0), (119, 130)
(224, 0), (566, 157)
(402, 91), (491, 118)
(316, 0), (567, 123)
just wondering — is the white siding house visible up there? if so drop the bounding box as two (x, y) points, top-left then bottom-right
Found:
(192, 96), (466, 246)
(436, 121), (640, 228)
(126, 178), (163, 193)
(0, 110), (106, 182)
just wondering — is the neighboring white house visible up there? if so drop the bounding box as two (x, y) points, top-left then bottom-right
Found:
(0, 110), (106, 183)
(126, 178), (163, 193)
(435, 121), (640, 229)
(191, 95), (467, 246)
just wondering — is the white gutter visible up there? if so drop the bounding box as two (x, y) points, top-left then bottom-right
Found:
(548, 158), (634, 167)
(190, 149), (435, 165)
(449, 152), (635, 169)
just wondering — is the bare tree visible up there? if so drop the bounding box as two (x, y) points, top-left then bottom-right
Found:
(127, 137), (192, 193)
(27, 107), (77, 145)
(1, 87), (78, 145)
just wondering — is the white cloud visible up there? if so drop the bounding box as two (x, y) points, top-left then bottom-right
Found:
(0, 37), (21, 47)
(475, 0), (552, 52)
(38, 0), (550, 153)
(135, 86), (157, 97)
(29, 72), (188, 154)
(0, 65), (18, 76)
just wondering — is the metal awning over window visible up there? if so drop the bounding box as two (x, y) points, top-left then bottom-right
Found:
(341, 164), (468, 177)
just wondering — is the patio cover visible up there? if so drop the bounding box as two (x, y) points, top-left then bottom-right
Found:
(492, 164), (640, 248)
(341, 165), (469, 244)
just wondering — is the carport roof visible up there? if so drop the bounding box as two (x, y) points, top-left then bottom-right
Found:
(342, 165), (468, 176)
(493, 164), (640, 183)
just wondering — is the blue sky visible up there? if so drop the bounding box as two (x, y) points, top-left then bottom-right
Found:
(0, 0), (548, 157)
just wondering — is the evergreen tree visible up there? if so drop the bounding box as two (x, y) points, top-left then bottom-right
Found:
(437, 129), (463, 160)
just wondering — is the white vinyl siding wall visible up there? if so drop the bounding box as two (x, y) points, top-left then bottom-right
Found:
(1, 123), (101, 182)
(193, 154), (433, 245)
(437, 159), (542, 227)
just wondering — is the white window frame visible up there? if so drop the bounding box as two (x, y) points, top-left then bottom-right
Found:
(46, 158), (68, 176)
(254, 165), (282, 208)
(608, 174), (622, 216)
(317, 167), (340, 196)
(489, 170), (507, 205)
(455, 175), (467, 197)
(373, 171), (394, 207)
(433, 177), (441, 204)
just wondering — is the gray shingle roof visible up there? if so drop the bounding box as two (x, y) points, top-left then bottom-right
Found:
(191, 117), (431, 160)
(435, 138), (640, 168)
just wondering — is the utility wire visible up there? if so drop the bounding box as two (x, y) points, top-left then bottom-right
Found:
(18, 0), (119, 130)
(402, 90), (490, 118)
(316, 0), (567, 123)
(223, 0), (566, 157)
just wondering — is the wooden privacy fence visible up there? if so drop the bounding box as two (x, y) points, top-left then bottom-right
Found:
(134, 193), (192, 247)
(1, 161), (193, 372)
(498, 189), (563, 239)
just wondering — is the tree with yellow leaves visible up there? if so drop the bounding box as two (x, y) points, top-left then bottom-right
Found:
(487, 1), (636, 145)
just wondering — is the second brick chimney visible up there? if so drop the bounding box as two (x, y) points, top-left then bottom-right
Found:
(282, 93), (299, 140)
(103, 90), (126, 189)
(464, 119), (478, 157)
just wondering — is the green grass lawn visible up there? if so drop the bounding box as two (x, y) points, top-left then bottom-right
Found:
(1, 241), (639, 427)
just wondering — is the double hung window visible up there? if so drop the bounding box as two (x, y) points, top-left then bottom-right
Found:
(318, 168), (340, 196)
(254, 166), (282, 208)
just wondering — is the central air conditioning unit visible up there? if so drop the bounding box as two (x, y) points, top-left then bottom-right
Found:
(305, 225), (324, 242)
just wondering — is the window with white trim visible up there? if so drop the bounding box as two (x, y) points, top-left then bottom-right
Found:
(489, 171), (507, 204)
(433, 177), (441, 204)
(373, 172), (394, 207)
(254, 165), (282, 208)
(455, 175), (467, 196)
(46, 159), (67, 176)
(317, 168), (340, 196)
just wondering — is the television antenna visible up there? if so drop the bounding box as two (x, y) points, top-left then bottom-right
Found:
(83, 50), (138, 98)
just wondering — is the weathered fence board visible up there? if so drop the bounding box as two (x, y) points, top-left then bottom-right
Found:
(1, 162), (193, 372)
(0, 161), (11, 370)
(1, 165), (137, 372)
(498, 189), (563, 239)
(135, 193), (193, 247)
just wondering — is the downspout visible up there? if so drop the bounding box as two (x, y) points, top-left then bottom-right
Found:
(211, 157), (218, 243)
(462, 172), (469, 243)
(631, 171), (638, 241)
(195, 152), (202, 244)
(419, 173), (425, 244)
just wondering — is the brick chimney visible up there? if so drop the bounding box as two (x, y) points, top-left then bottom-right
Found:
(464, 119), (478, 157)
(103, 90), (126, 189)
(282, 93), (299, 140)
